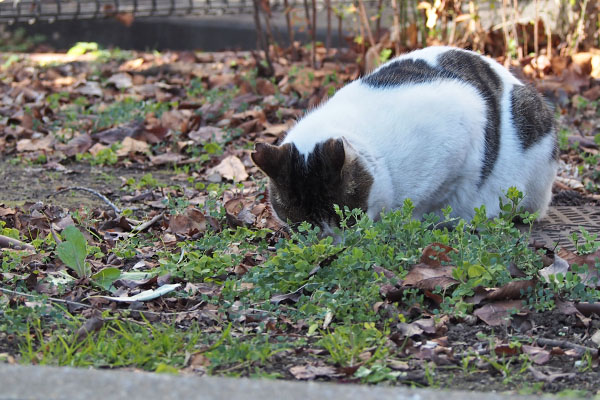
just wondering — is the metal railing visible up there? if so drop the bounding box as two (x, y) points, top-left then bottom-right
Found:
(0, 0), (365, 23)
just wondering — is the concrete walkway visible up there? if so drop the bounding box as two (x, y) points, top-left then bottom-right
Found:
(0, 363), (572, 400)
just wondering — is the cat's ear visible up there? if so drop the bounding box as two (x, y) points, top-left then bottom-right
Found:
(323, 138), (346, 172)
(323, 137), (358, 172)
(341, 137), (358, 164)
(251, 142), (289, 180)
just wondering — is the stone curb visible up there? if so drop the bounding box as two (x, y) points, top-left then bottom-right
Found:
(0, 363), (570, 400)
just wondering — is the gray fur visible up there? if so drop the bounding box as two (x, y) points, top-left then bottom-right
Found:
(362, 49), (503, 185)
(510, 84), (557, 159)
(362, 58), (460, 87)
(437, 50), (502, 184)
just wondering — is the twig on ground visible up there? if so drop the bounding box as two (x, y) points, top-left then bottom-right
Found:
(132, 212), (164, 232)
(455, 348), (491, 359)
(0, 234), (35, 251)
(516, 336), (597, 354)
(49, 186), (121, 215)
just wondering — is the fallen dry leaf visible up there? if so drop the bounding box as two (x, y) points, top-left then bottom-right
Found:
(591, 330), (600, 346)
(208, 155), (249, 182)
(289, 364), (340, 380)
(76, 81), (103, 97)
(522, 345), (551, 365)
(528, 365), (575, 383)
(168, 208), (206, 236)
(116, 136), (150, 156)
(88, 142), (108, 156)
(106, 72), (133, 89)
(56, 133), (93, 157)
(403, 264), (457, 289)
(188, 126), (226, 144)
(485, 279), (536, 301)
(149, 152), (186, 165)
(75, 315), (104, 341)
(473, 300), (525, 326)
(16, 136), (54, 152)
(93, 122), (144, 144)
(419, 243), (457, 267)
(493, 343), (520, 356)
(187, 352), (211, 368)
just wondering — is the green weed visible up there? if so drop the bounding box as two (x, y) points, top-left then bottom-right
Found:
(56, 226), (90, 278)
(318, 323), (389, 367)
(204, 326), (294, 375)
(20, 315), (202, 370)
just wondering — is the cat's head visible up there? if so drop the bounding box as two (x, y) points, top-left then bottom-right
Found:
(251, 138), (373, 231)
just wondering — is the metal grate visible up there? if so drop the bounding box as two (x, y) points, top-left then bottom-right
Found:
(529, 206), (600, 250)
(0, 0), (373, 23)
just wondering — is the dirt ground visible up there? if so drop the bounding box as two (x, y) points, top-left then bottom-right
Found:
(0, 157), (176, 209)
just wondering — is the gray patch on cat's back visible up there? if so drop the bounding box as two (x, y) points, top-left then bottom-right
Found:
(362, 49), (504, 185)
(510, 84), (557, 159)
(437, 50), (502, 184)
(362, 58), (459, 87)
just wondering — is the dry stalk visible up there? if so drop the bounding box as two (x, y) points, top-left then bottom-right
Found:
(570, 0), (590, 55)
(283, 0), (294, 47)
(326, 0), (332, 53)
(338, 12), (343, 47)
(358, 0), (376, 47)
(376, 0), (384, 40)
(260, 2), (276, 48)
(311, 0), (317, 67)
(534, 0), (539, 56)
(546, 20), (552, 57)
(302, 0), (315, 67)
(512, 0), (523, 59)
(252, 0), (274, 76)
(501, 0), (512, 62)
(391, 0), (401, 54)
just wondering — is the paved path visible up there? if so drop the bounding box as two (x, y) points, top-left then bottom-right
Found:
(0, 363), (574, 400)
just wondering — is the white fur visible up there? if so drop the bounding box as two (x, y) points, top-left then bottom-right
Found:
(282, 47), (557, 221)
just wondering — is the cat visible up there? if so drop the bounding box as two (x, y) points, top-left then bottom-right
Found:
(251, 46), (558, 232)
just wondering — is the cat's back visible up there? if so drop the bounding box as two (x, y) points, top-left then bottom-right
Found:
(362, 46), (521, 90)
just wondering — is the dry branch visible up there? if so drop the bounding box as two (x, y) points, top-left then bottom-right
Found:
(358, 0), (376, 47)
(49, 186), (121, 215)
(132, 212), (165, 233)
(0, 234), (34, 251)
(252, 0), (274, 76)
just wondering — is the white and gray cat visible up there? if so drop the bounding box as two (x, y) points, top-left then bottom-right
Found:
(251, 46), (557, 231)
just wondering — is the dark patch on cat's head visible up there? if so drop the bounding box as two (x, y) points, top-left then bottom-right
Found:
(251, 138), (374, 230)
(510, 84), (557, 159)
